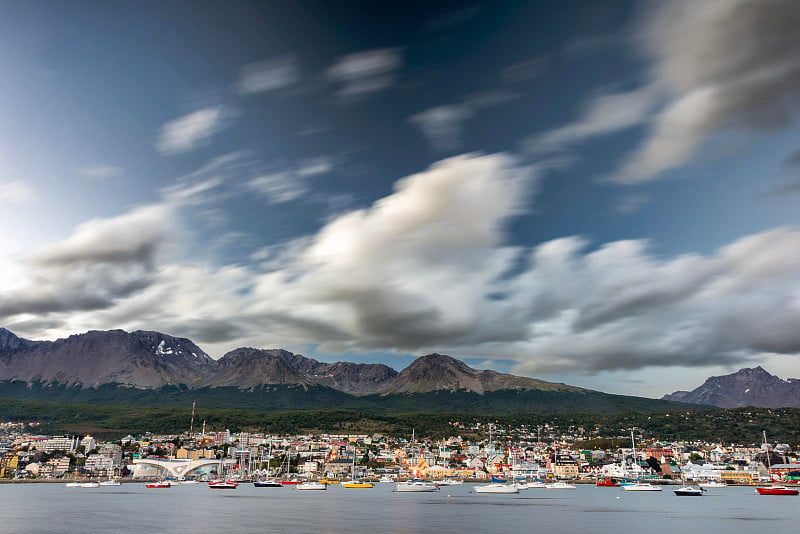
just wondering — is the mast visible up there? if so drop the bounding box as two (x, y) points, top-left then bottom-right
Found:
(189, 400), (196, 436)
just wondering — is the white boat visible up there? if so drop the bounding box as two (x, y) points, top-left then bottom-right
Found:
(698, 481), (726, 488)
(527, 480), (547, 488)
(545, 482), (576, 490)
(514, 482), (528, 490)
(474, 483), (519, 494)
(65, 482), (81, 488)
(99, 480), (121, 486)
(79, 482), (100, 488)
(436, 478), (463, 486)
(379, 475), (395, 483)
(395, 480), (439, 492)
(621, 482), (662, 491)
(178, 479), (199, 485)
(297, 481), (327, 490)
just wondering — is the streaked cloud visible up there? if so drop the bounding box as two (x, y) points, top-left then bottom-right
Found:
(326, 48), (404, 98)
(247, 172), (308, 204)
(533, 0), (800, 185)
(156, 106), (233, 155)
(501, 56), (551, 84)
(239, 55), (298, 94)
(0, 180), (35, 204)
(528, 86), (660, 154)
(409, 105), (473, 151)
(77, 165), (121, 179)
(0, 204), (173, 319)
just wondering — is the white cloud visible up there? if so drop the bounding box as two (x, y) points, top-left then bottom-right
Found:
(296, 156), (334, 177)
(529, 86), (660, 154)
(78, 165), (121, 179)
(247, 172), (307, 204)
(326, 48), (404, 98)
(533, 0), (800, 184)
(0, 180), (35, 204)
(409, 105), (474, 151)
(239, 55), (298, 94)
(156, 106), (233, 155)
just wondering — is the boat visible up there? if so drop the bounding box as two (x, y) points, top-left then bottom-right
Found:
(254, 479), (283, 488)
(79, 482), (100, 488)
(342, 480), (374, 488)
(756, 431), (797, 496)
(178, 479), (199, 485)
(527, 480), (547, 488)
(545, 482), (576, 490)
(378, 475), (395, 483)
(145, 481), (171, 488)
(297, 481), (327, 490)
(208, 480), (238, 489)
(98, 479), (121, 486)
(64, 482), (81, 488)
(674, 486), (704, 496)
(435, 478), (463, 486)
(698, 481), (726, 488)
(596, 477), (621, 487)
(621, 482), (662, 491)
(474, 483), (519, 494)
(756, 486), (799, 495)
(395, 480), (439, 492)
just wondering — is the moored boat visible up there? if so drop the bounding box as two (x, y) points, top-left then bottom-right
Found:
(756, 486), (799, 496)
(674, 486), (704, 496)
(342, 480), (374, 488)
(545, 482), (576, 490)
(395, 480), (439, 492)
(621, 482), (661, 491)
(474, 483), (518, 494)
(208, 480), (238, 489)
(297, 481), (327, 490)
(145, 481), (171, 488)
(254, 479), (283, 487)
(80, 482), (100, 488)
(596, 478), (620, 487)
(698, 481), (726, 488)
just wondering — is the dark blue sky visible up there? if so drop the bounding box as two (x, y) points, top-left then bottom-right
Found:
(1, 0), (800, 396)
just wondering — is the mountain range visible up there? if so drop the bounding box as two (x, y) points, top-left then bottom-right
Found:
(0, 327), (693, 413)
(663, 366), (800, 408)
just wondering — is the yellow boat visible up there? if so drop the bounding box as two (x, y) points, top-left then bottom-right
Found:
(341, 480), (374, 488)
(319, 478), (339, 485)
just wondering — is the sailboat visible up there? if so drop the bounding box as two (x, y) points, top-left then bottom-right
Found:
(342, 447), (373, 488)
(254, 440), (283, 487)
(756, 432), (798, 496)
(621, 431), (661, 491)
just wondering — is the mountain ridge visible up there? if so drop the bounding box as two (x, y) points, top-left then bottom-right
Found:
(663, 366), (800, 408)
(0, 327), (581, 396)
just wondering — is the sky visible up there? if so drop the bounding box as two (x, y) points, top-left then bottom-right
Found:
(1, 0), (800, 398)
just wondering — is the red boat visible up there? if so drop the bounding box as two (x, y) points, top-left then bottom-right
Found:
(756, 486), (799, 495)
(208, 480), (238, 489)
(596, 478), (620, 487)
(279, 480), (301, 485)
(145, 481), (171, 488)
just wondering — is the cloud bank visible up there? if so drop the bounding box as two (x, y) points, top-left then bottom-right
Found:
(2, 153), (799, 379)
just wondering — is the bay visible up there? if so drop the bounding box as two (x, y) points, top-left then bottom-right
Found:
(1, 482), (797, 533)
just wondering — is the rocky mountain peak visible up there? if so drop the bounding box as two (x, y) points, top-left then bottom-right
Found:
(663, 366), (800, 408)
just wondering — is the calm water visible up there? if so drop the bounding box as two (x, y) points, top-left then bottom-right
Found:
(1, 482), (797, 533)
